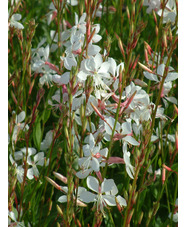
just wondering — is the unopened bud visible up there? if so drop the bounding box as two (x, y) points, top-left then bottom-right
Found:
(162, 167), (166, 184)
(80, 104), (85, 120)
(56, 204), (64, 217)
(45, 177), (61, 190)
(155, 26), (158, 36)
(144, 49), (149, 64)
(131, 22), (134, 35)
(175, 131), (178, 151)
(134, 79), (147, 87)
(129, 184), (133, 195)
(90, 102), (105, 121)
(174, 104), (178, 115)
(152, 10), (157, 24)
(82, 118), (88, 134)
(126, 6), (130, 21)
(169, 27), (172, 42)
(118, 37), (125, 57)
(132, 192), (138, 205)
(124, 190), (128, 201)
(138, 212), (143, 224)
(163, 31), (167, 48)
(53, 171), (67, 184)
(148, 209), (153, 219)
(138, 62), (153, 73)
(127, 208), (134, 224)
(132, 4), (135, 21)
(64, 126), (69, 141)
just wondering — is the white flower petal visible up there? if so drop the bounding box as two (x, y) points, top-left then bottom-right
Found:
(16, 111), (25, 123)
(121, 122), (132, 135)
(58, 195), (67, 203)
(79, 191), (96, 203)
(143, 72), (159, 82)
(157, 64), (165, 76)
(165, 72), (178, 82)
(27, 168), (34, 180)
(87, 176), (99, 193)
(102, 179), (118, 195)
(76, 169), (91, 179)
(124, 136), (139, 146)
(91, 158), (100, 172)
(116, 195), (127, 206)
(103, 195), (116, 206)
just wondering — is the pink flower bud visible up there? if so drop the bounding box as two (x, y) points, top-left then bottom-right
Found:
(162, 167), (166, 184)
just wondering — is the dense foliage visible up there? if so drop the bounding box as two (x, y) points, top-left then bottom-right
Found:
(8, 0), (178, 226)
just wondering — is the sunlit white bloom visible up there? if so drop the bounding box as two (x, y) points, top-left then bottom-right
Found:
(40, 130), (54, 150)
(58, 186), (87, 207)
(14, 147), (37, 161)
(79, 176), (126, 216)
(77, 53), (111, 99)
(47, 1), (78, 25)
(76, 133), (108, 179)
(157, 0), (177, 24)
(107, 57), (124, 91)
(9, 154), (24, 183)
(143, 64), (178, 107)
(9, 13), (24, 29)
(8, 206), (26, 227)
(27, 152), (45, 179)
(104, 116), (139, 146)
(143, 0), (161, 14)
(143, 64), (178, 83)
(123, 150), (135, 179)
(12, 111), (29, 143)
(72, 13), (87, 34)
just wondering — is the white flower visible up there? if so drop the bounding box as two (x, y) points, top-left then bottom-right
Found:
(123, 150), (135, 179)
(107, 57), (124, 91)
(143, 64), (178, 83)
(77, 53), (111, 99)
(32, 45), (55, 85)
(9, 154), (24, 183)
(76, 133), (108, 179)
(58, 186), (87, 207)
(27, 152), (45, 179)
(8, 206), (26, 227)
(40, 130), (54, 150)
(157, 0), (177, 24)
(79, 176), (126, 216)
(104, 116), (139, 146)
(12, 111), (29, 143)
(143, 0), (161, 14)
(9, 13), (24, 29)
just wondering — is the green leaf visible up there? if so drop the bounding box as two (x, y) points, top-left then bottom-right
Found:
(33, 120), (42, 150)
(42, 108), (51, 124)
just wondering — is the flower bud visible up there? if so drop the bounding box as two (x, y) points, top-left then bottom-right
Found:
(138, 62), (153, 73)
(155, 26), (158, 36)
(126, 6), (130, 21)
(127, 208), (134, 224)
(56, 204), (64, 217)
(138, 212), (143, 224)
(53, 171), (68, 184)
(45, 176), (61, 190)
(163, 31), (167, 48)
